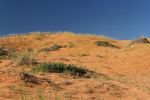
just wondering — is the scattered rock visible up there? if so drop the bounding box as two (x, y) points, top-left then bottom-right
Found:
(20, 72), (40, 84)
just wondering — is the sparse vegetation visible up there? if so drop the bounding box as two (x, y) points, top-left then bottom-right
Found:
(37, 88), (46, 100)
(0, 47), (7, 56)
(34, 32), (46, 40)
(78, 53), (89, 57)
(20, 89), (28, 100)
(127, 37), (150, 47)
(0, 32), (150, 100)
(0, 47), (14, 59)
(40, 44), (62, 52)
(95, 41), (116, 48)
(32, 62), (88, 77)
(68, 42), (75, 48)
(16, 51), (36, 66)
(132, 37), (150, 43)
(7, 49), (17, 59)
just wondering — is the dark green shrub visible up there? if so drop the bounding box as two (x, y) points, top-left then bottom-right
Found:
(41, 44), (62, 52)
(95, 41), (116, 48)
(34, 62), (65, 73)
(32, 62), (88, 76)
(66, 64), (87, 76)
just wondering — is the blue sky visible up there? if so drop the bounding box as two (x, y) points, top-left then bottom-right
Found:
(0, 0), (150, 39)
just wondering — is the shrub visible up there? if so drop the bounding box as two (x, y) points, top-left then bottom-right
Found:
(32, 62), (88, 76)
(41, 44), (62, 52)
(49, 44), (62, 51)
(7, 49), (17, 59)
(0, 47), (7, 56)
(127, 37), (150, 47)
(40, 47), (51, 52)
(34, 33), (46, 40)
(66, 64), (87, 76)
(0, 47), (10, 59)
(132, 37), (150, 43)
(95, 41), (116, 48)
(126, 37), (150, 47)
(16, 51), (36, 66)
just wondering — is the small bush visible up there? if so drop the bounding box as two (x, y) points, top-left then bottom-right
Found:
(0, 47), (10, 59)
(16, 51), (36, 66)
(41, 44), (62, 52)
(0, 47), (7, 56)
(32, 62), (88, 76)
(127, 37), (150, 47)
(132, 37), (150, 43)
(7, 49), (17, 59)
(50, 44), (62, 51)
(34, 33), (46, 40)
(95, 41), (116, 48)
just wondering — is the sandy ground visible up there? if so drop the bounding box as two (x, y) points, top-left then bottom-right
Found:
(0, 32), (150, 100)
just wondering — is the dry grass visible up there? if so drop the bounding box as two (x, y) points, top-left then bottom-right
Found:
(0, 32), (150, 100)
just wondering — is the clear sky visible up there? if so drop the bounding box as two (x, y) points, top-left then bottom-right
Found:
(0, 0), (150, 39)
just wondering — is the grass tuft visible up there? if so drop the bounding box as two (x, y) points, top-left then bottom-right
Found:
(16, 51), (36, 66)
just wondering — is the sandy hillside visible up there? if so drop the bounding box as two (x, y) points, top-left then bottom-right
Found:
(0, 32), (150, 100)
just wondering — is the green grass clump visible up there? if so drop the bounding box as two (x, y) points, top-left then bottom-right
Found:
(95, 41), (116, 48)
(41, 44), (62, 52)
(32, 62), (88, 76)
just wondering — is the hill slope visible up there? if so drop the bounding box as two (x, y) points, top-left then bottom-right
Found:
(0, 32), (150, 100)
